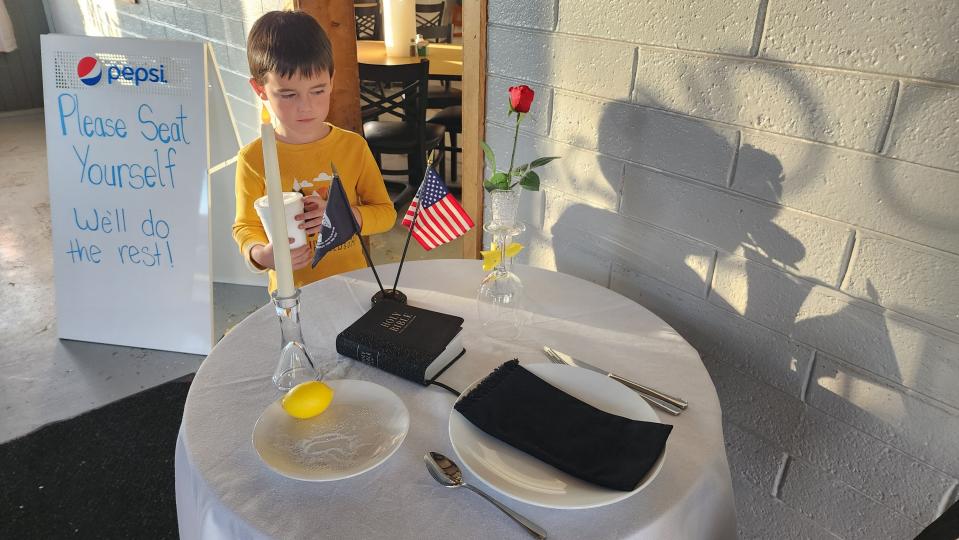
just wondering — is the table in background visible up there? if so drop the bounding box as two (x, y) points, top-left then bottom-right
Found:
(175, 260), (736, 539)
(356, 40), (462, 80)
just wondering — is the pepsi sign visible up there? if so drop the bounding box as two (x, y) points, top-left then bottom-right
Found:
(76, 55), (168, 87)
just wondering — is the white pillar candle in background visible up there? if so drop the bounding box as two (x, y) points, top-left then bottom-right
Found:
(383, 0), (415, 57)
(260, 106), (296, 298)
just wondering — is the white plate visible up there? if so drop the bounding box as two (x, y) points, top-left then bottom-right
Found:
(449, 363), (667, 509)
(252, 379), (409, 482)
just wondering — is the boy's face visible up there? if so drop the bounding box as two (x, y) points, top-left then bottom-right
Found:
(251, 70), (332, 144)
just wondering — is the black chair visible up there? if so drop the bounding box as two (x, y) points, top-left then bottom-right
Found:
(417, 22), (451, 43)
(355, 5), (381, 41)
(416, 23), (461, 110)
(427, 81), (462, 110)
(427, 105), (461, 186)
(359, 60), (446, 207)
(355, 3), (385, 111)
(415, 2), (444, 28)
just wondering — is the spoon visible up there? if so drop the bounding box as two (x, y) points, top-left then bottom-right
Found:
(424, 452), (547, 539)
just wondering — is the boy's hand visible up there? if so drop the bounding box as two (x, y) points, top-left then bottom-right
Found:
(252, 239), (313, 270)
(297, 193), (327, 236)
(250, 243), (276, 270)
(290, 243), (312, 270)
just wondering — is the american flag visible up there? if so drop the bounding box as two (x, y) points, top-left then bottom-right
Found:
(402, 167), (474, 250)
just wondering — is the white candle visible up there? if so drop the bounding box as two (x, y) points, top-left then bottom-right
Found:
(383, 0), (415, 58)
(260, 106), (296, 298)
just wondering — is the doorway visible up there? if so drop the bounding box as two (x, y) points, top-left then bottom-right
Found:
(0, 0), (48, 112)
(299, 0), (485, 261)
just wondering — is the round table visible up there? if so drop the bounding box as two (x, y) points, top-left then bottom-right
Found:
(175, 260), (736, 539)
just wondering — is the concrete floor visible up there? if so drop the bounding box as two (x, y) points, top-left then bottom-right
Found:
(0, 108), (462, 443)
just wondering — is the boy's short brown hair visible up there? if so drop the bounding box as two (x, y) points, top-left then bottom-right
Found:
(247, 11), (334, 84)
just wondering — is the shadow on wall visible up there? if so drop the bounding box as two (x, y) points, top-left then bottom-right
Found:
(543, 75), (923, 528)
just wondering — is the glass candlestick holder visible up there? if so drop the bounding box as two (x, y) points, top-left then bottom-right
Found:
(271, 288), (319, 391)
(477, 221), (526, 340)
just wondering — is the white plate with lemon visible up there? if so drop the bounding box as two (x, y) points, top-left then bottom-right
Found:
(252, 380), (410, 482)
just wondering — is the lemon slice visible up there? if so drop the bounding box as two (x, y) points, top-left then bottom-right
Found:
(281, 381), (335, 419)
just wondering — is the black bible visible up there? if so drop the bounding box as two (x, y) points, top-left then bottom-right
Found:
(335, 300), (465, 384)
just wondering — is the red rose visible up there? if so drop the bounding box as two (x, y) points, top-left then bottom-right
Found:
(508, 85), (535, 113)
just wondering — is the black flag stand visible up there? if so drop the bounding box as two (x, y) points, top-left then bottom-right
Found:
(329, 162), (390, 303)
(371, 152), (437, 305)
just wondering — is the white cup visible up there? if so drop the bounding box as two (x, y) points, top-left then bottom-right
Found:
(254, 192), (307, 249)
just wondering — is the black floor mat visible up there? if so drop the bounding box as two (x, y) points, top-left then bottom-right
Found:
(0, 379), (191, 539)
(917, 496), (959, 540)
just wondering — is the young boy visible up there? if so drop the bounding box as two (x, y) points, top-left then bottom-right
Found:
(232, 10), (396, 293)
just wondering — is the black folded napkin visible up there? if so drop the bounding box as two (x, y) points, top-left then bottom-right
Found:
(454, 360), (672, 492)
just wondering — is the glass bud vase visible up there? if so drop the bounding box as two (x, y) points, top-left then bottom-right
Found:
(488, 188), (520, 228)
(271, 289), (319, 391)
(477, 190), (526, 340)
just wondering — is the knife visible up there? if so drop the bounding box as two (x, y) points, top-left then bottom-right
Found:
(543, 346), (687, 415)
(544, 349), (681, 416)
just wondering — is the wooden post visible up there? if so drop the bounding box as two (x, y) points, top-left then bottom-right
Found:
(461, 0), (487, 259)
(296, 0), (362, 134)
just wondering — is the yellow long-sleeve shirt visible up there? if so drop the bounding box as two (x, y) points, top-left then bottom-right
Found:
(232, 124), (396, 292)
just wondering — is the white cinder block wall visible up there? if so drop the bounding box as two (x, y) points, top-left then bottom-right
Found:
(47, 0), (447, 144)
(486, 1), (959, 538)
(48, 0), (290, 144)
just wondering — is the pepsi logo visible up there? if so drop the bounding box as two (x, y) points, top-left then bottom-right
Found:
(74, 55), (168, 88)
(77, 56), (102, 86)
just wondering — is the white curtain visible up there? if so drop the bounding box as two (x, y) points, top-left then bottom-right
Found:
(0, 0), (17, 53)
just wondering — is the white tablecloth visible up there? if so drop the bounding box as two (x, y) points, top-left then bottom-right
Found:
(176, 260), (736, 539)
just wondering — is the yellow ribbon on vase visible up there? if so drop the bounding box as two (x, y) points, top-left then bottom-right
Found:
(481, 242), (524, 272)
